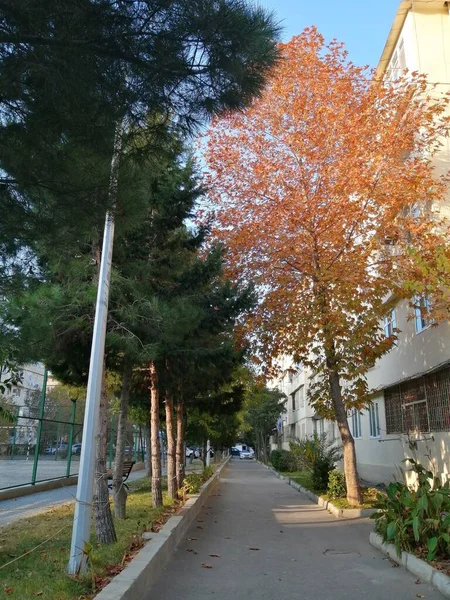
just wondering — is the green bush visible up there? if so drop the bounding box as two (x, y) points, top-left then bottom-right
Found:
(290, 434), (341, 491)
(182, 466), (215, 495)
(327, 469), (346, 499)
(202, 466), (214, 482)
(182, 473), (202, 494)
(371, 458), (450, 560)
(270, 449), (296, 472)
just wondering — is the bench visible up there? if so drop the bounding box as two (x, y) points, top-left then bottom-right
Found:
(107, 460), (135, 490)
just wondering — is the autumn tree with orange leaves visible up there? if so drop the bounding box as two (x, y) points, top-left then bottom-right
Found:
(204, 28), (450, 505)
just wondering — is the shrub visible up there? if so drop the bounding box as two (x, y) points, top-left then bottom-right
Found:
(270, 449), (296, 472)
(290, 434), (341, 491)
(371, 458), (450, 560)
(327, 469), (346, 499)
(202, 466), (214, 482)
(181, 466), (215, 496)
(182, 473), (202, 494)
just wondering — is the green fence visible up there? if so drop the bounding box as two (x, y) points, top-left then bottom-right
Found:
(0, 379), (145, 490)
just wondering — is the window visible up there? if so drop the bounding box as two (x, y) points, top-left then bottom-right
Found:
(414, 295), (432, 333)
(298, 385), (305, 408)
(291, 391), (296, 412)
(288, 370), (294, 384)
(351, 409), (362, 439)
(384, 372), (449, 434)
(290, 424), (296, 440)
(383, 309), (397, 344)
(369, 402), (380, 438)
(314, 418), (324, 436)
(388, 39), (406, 80)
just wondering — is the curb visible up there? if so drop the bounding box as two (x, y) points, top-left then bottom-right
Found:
(0, 476), (79, 501)
(369, 532), (450, 598)
(94, 458), (230, 600)
(258, 461), (376, 519)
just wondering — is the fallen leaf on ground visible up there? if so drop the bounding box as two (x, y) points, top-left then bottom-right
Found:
(224, 536), (231, 539)
(34, 593), (43, 597)
(201, 563), (213, 569)
(4, 587), (13, 595)
(416, 595), (424, 598)
(197, 526), (204, 529)
(186, 548), (198, 554)
(197, 520), (204, 523)
(209, 554), (220, 557)
(249, 547), (260, 551)
(415, 579), (421, 584)
(187, 537), (199, 541)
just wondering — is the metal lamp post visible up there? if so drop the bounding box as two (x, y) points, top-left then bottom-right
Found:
(67, 122), (123, 575)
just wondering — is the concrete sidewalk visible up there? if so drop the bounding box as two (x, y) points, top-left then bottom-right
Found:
(147, 459), (443, 600)
(0, 470), (148, 527)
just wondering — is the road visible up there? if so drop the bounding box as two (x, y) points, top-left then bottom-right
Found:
(147, 460), (443, 600)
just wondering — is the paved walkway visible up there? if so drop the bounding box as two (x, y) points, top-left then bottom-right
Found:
(0, 470), (148, 527)
(148, 460), (443, 600)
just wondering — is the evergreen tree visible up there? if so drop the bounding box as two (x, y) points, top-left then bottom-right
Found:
(0, 0), (280, 289)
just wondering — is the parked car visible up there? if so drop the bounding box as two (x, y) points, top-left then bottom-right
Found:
(72, 443), (82, 455)
(44, 446), (56, 455)
(239, 449), (254, 460)
(231, 447), (241, 456)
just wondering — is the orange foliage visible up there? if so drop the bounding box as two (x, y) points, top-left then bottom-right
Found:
(205, 28), (450, 413)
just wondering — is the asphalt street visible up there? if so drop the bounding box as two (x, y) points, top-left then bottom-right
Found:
(146, 459), (443, 600)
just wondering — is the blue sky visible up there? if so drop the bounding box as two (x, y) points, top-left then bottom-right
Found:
(258, 0), (399, 68)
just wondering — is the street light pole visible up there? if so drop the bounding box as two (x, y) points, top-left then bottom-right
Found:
(67, 122), (123, 575)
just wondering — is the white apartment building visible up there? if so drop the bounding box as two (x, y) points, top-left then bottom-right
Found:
(273, 1), (450, 486)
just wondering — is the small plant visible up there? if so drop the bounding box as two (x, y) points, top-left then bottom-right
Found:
(327, 469), (346, 499)
(270, 449), (296, 472)
(371, 458), (450, 560)
(290, 434), (341, 491)
(202, 466), (214, 482)
(182, 473), (202, 494)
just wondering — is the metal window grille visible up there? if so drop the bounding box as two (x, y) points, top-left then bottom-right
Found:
(384, 366), (450, 434)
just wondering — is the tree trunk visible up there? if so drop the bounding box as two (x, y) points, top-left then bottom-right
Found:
(150, 362), (163, 507)
(165, 391), (176, 499)
(327, 362), (362, 506)
(202, 440), (207, 467)
(113, 361), (132, 519)
(175, 395), (185, 490)
(93, 369), (117, 544)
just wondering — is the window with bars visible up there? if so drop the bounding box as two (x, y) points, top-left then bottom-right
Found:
(385, 367), (450, 433)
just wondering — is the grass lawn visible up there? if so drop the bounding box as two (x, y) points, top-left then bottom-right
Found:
(0, 478), (176, 600)
(280, 470), (380, 509)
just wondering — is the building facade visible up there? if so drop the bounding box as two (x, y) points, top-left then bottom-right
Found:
(273, 1), (450, 486)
